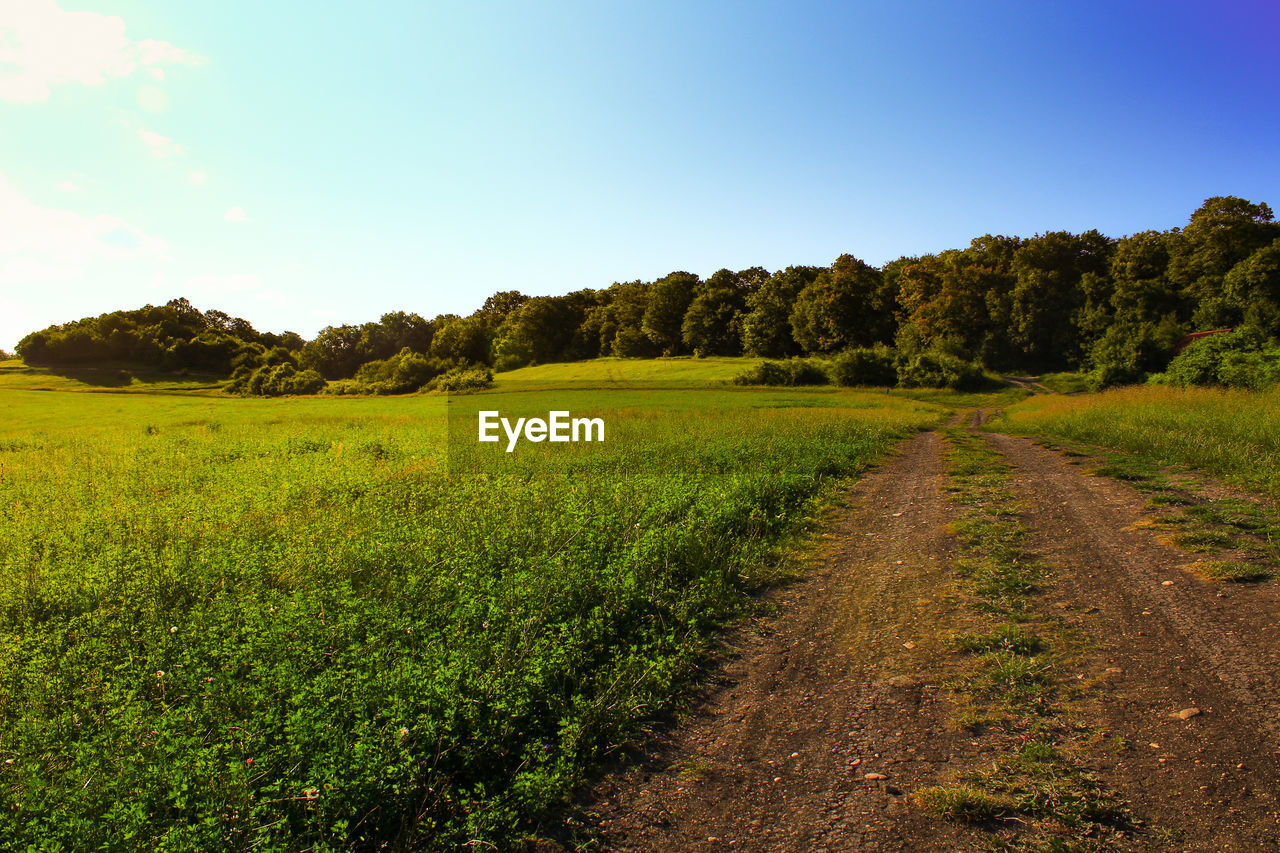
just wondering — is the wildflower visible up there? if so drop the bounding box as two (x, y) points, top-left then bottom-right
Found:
(169, 626), (177, 633)
(155, 670), (165, 679)
(398, 727), (410, 741)
(304, 788), (319, 801)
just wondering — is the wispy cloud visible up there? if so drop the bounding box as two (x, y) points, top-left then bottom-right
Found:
(224, 206), (249, 223)
(0, 173), (167, 278)
(0, 0), (205, 104)
(136, 127), (183, 159)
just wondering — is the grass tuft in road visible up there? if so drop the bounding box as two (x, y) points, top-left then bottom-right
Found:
(1184, 560), (1275, 583)
(919, 426), (1135, 849)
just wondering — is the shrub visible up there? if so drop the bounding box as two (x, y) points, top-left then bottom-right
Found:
(353, 348), (451, 395)
(1086, 318), (1183, 390)
(896, 351), (987, 390)
(786, 360), (829, 386)
(321, 379), (364, 396)
(1087, 361), (1142, 392)
(732, 361), (789, 386)
(829, 346), (897, 387)
(430, 365), (494, 393)
(227, 363), (325, 396)
(730, 359), (828, 387)
(1165, 329), (1280, 390)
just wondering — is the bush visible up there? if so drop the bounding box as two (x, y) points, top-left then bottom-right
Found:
(731, 361), (789, 386)
(1086, 361), (1142, 392)
(353, 348), (451, 395)
(730, 359), (828, 387)
(321, 379), (364, 396)
(896, 351), (987, 390)
(829, 346), (897, 387)
(226, 363), (325, 396)
(1086, 318), (1184, 390)
(1165, 329), (1280, 390)
(430, 365), (494, 393)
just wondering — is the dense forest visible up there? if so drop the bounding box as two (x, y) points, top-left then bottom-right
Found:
(15, 196), (1280, 394)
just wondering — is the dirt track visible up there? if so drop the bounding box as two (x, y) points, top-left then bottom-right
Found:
(582, 424), (1280, 851)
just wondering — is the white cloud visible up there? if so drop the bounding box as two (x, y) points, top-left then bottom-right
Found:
(0, 0), (205, 104)
(55, 179), (82, 193)
(147, 67), (165, 82)
(190, 169), (208, 187)
(137, 127), (182, 159)
(224, 205), (249, 223)
(137, 83), (168, 113)
(0, 174), (167, 280)
(134, 38), (202, 68)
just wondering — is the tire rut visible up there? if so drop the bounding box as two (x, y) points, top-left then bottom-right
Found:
(986, 431), (1280, 851)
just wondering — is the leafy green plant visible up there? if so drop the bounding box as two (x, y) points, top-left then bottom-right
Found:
(829, 345), (897, 387)
(730, 359), (828, 386)
(897, 351), (988, 391)
(430, 365), (494, 392)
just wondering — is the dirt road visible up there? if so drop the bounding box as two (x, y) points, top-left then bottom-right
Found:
(580, 423), (1280, 851)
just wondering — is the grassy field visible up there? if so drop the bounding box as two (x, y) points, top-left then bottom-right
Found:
(994, 386), (1280, 499)
(0, 365), (945, 851)
(0, 358), (225, 393)
(496, 355), (766, 386)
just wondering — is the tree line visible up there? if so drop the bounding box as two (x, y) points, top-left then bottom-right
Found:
(16, 196), (1280, 393)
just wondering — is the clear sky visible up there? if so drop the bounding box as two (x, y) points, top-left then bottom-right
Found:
(2, 0), (1278, 350)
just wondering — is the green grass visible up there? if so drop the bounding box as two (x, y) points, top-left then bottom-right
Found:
(891, 384), (1031, 410)
(1169, 529), (1236, 552)
(0, 358), (225, 393)
(0, 368), (942, 851)
(948, 623), (1044, 656)
(496, 355), (768, 386)
(916, 784), (1011, 822)
(498, 357), (1034, 415)
(1186, 559), (1275, 583)
(1037, 372), (1090, 395)
(994, 386), (1280, 500)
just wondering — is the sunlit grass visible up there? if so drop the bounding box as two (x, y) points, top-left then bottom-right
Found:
(0, 377), (942, 851)
(995, 386), (1280, 499)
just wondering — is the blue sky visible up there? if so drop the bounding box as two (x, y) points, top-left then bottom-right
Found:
(2, 0), (1278, 349)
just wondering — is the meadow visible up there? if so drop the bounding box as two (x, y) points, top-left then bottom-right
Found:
(0, 362), (943, 851)
(994, 386), (1280, 500)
